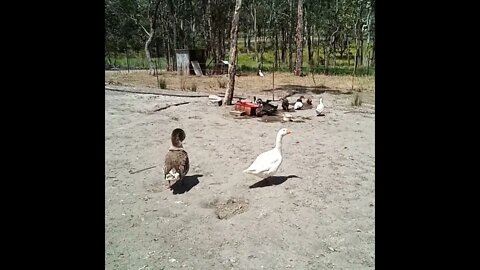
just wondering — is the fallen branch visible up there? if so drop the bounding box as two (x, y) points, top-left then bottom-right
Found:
(128, 165), (157, 174)
(154, 102), (190, 112)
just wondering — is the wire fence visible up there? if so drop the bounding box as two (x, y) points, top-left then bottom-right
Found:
(105, 51), (375, 76)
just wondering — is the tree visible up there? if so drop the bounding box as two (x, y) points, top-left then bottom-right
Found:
(223, 0), (242, 105)
(144, 0), (162, 75)
(105, 0), (375, 76)
(294, 0), (304, 76)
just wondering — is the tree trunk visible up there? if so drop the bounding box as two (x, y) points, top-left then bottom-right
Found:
(316, 30), (321, 65)
(371, 39), (375, 67)
(347, 36), (350, 66)
(288, 0), (294, 71)
(274, 31), (279, 68)
(244, 32), (248, 52)
(281, 27), (286, 64)
(323, 44), (328, 74)
(352, 32), (359, 90)
(294, 0), (304, 76)
(260, 32), (265, 68)
(145, 30), (155, 75)
(206, 0), (216, 63)
(223, 0), (242, 105)
(166, 39), (171, 71)
(359, 34), (364, 66)
(252, 3), (258, 66)
(332, 44), (336, 68)
(364, 3), (373, 70)
(307, 25), (312, 66)
(146, 1), (161, 75)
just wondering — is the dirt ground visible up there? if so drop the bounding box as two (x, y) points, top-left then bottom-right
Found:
(105, 71), (375, 269)
(105, 70), (374, 104)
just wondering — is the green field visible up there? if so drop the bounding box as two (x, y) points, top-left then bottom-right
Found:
(105, 43), (374, 76)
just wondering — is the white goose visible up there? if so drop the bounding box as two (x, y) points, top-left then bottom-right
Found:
(316, 98), (325, 116)
(243, 128), (291, 181)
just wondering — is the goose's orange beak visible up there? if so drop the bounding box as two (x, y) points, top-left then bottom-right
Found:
(287, 129), (292, 134)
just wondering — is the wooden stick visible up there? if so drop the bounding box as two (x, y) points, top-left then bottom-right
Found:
(128, 165), (157, 174)
(153, 102), (190, 112)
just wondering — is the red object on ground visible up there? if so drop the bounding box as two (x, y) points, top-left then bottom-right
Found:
(234, 102), (259, 116)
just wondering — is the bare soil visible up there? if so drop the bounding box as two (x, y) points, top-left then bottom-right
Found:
(105, 71), (375, 269)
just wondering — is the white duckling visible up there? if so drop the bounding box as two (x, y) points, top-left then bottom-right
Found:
(316, 97), (325, 116)
(163, 128), (190, 190)
(294, 96), (304, 110)
(283, 113), (293, 122)
(243, 128), (292, 182)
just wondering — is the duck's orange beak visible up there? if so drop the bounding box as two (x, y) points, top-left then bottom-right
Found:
(287, 129), (292, 134)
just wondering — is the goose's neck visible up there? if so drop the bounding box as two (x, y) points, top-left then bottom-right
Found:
(274, 134), (283, 151)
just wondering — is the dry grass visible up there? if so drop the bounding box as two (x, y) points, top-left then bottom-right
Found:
(158, 78), (167, 89)
(351, 92), (363, 106)
(217, 78), (227, 88)
(105, 70), (374, 94)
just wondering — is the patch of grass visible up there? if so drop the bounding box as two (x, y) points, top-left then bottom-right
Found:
(180, 77), (187, 91)
(106, 49), (375, 77)
(217, 78), (227, 88)
(159, 78), (167, 89)
(105, 53), (167, 70)
(107, 80), (122, 86)
(189, 82), (197, 92)
(351, 92), (363, 107)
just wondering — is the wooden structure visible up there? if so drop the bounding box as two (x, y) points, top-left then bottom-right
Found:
(175, 49), (207, 75)
(213, 60), (229, 75)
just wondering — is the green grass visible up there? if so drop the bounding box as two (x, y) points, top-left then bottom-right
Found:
(105, 52), (167, 70)
(106, 48), (374, 76)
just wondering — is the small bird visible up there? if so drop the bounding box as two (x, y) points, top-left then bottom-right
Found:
(316, 98), (325, 116)
(281, 98), (289, 111)
(283, 113), (293, 122)
(243, 128), (292, 183)
(258, 70), (265, 77)
(163, 128), (189, 190)
(255, 101), (265, 117)
(294, 96), (304, 110)
(306, 98), (313, 105)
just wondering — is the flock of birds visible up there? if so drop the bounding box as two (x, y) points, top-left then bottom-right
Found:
(163, 84), (325, 189)
(163, 96), (325, 189)
(253, 95), (325, 120)
(280, 96), (325, 122)
(163, 127), (292, 190)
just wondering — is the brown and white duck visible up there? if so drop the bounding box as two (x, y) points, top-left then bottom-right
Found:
(163, 128), (190, 190)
